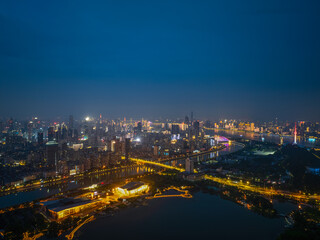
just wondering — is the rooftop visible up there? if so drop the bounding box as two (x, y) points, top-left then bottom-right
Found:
(119, 181), (145, 191)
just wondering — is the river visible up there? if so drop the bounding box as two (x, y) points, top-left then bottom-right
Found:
(0, 141), (243, 209)
(0, 166), (150, 209)
(206, 129), (318, 147)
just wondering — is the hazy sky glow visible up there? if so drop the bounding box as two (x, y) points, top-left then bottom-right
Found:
(1, 0), (320, 121)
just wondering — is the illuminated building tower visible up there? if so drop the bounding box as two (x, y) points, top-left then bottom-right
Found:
(111, 138), (120, 153)
(191, 112), (193, 124)
(48, 126), (55, 141)
(124, 138), (131, 161)
(294, 122), (297, 144)
(46, 141), (59, 171)
(55, 128), (60, 142)
(250, 123), (255, 132)
(185, 158), (194, 173)
(134, 122), (142, 136)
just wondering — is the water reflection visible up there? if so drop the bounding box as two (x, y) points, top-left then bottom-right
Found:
(207, 129), (317, 147)
(0, 166), (149, 209)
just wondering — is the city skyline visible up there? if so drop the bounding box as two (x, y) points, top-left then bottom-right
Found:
(1, 1), (320, 239)
(1, 0), (320, 121)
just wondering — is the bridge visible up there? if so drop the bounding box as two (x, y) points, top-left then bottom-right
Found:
(130, 158), (184, 172)
(156, 144), (226, 163)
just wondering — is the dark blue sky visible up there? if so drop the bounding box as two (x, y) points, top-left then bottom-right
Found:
(1, 0), (320, 121)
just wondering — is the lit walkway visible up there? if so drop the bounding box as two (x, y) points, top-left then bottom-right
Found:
(65, 215), (95, 240)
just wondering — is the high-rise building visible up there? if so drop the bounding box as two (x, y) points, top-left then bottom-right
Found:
(69, 115), (74, 130)
(124, 138), (131, 161)
(137, 122), (142, 132)
(171, 124), (180, 134)
(185, 158), (194, 173)
(193, 121), (200, 137)
(154, 145), (160, 156)
(46, 141), (59, 171)
(27, 121), (33, 141)
(134, 122), (142, 135)
(38, 132), (44, 145)
(48, 127), (55, 141)
(250, 123), (255, 132)
(61, 126), (68, 140)
(111, 139), (117, 152)
(184, 116), (189, 125)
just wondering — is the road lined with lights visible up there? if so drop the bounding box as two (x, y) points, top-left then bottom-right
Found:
(130, 158), (185, 172)
(203, 175), (320, 202)
(0, 143), (229, 196)
(0, 164), (146, 196)
(131, 156), (320, 204)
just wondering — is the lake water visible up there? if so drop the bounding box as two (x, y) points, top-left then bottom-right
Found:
(79, 192), (289, 240)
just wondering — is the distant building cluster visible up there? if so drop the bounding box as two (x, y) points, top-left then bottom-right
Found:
(0, 114), (319, 187)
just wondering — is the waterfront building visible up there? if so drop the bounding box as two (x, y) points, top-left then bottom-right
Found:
(114, 181), (149, 197)
(40, 197), (101, 220)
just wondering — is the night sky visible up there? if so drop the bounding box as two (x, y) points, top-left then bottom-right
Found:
(1, 0), (320, 121)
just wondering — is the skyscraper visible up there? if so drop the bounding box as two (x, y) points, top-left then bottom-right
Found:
(124, 138), (131, 161)
(193, 121), (200, 138)
(48, 126), (55, 141)
(184, 116), (189, 125)
(185, 158), (194, 173)
(69, 115), (74, 130)
(38, 132), (44, 145)
(46, 141), (59, 171)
